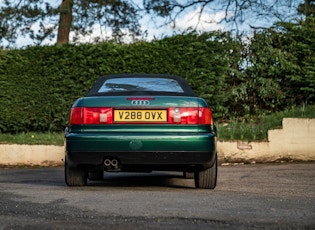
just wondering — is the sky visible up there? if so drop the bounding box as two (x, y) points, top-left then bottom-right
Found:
(0, 0), (303, 47)
(72, 6), (228, 44)
(2, 2), (228, 47)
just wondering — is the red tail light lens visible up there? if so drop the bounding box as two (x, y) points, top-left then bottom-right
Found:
(199, 107), (212, 124)
(69, 107), (83, 125)
(70, 107), (113, 125)
(70, 107), (212, 125)
(168, 107), (212, 125)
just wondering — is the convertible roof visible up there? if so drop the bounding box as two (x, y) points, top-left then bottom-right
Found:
(86, 74), (197, 97)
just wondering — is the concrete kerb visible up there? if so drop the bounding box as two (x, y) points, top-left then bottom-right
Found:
(0, 144), (64, 167)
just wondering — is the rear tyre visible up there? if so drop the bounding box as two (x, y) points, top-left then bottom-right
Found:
(65, 160), (87, 186)
(183, 171), (194, 179)
(194, 154), (217, 189)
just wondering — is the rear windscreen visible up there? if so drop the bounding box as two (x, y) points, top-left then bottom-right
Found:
(98, 77), (184, 93)
(86, 74), (196, 97)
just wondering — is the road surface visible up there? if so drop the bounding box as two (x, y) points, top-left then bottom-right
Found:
(0, 163), (314, 229)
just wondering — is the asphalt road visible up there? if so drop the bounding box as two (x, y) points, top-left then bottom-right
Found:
(0, 163), (314, 229)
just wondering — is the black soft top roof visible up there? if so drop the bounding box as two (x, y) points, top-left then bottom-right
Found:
(86, 74), (197, 97)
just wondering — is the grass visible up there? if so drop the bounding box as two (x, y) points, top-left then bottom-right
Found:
(0, 132), (64, 146)
(217, 105), (315, 141)
(0, 105), (314, 145)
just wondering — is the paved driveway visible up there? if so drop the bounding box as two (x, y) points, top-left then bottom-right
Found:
(0, 163), (314, 229)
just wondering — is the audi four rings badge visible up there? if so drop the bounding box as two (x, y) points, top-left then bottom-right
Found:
(131, 100), (150, 105)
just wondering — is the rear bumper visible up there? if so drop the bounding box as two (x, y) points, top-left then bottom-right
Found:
(65, 132), (216, 168)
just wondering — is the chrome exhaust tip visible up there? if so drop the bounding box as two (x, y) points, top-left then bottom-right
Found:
(111, 159), (119, 167)
(104, 159), (111, 167)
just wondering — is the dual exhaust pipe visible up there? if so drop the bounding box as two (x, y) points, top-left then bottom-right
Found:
(104, 158), (119, 168)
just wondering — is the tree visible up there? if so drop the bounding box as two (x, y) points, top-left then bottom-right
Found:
(0, 0), (142, 47)
(57, 0), (73, 45)
(226, 12), (315, 118)
(297, 0), (315, 30)
(143, 0), (304, 33)
(281, 0), (315, 105)
(230, 30), (299, 116)
(0, 0), (309, 48)
(276, 21), (315, 105)
(0, 0), (57, 47)
(297, 0), (315, 17)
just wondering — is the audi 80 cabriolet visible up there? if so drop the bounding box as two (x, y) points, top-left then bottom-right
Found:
(65, 74), (217, 189)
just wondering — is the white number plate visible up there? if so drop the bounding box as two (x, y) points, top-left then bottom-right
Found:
(114, 110), (167, 122)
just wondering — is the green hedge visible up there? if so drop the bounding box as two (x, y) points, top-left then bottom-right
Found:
(1, 28), (313, 134)
(0, 32), (232, 133)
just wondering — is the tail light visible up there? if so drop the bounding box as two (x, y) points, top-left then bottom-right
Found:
(70, 107), (212, 125)
(70, 107), (113, 125)
(168, 107), (212, 125)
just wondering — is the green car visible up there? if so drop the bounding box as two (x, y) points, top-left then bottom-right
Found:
(65, 74), (217, 189)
